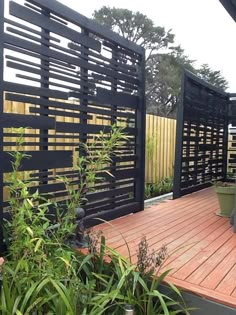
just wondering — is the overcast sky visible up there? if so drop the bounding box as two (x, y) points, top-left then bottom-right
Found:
(57, 0), (236, 92)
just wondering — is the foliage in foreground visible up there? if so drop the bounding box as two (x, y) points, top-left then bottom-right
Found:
(1, 233), (191, 315)
(0, 128), (190, 314)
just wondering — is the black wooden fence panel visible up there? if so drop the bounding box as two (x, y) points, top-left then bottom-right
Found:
(227, 96), (236, 175)
(173, 70), (229, 198)
(0, 0), (145, 252)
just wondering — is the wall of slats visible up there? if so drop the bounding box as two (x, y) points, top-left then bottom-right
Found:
(3, 100), (176, 193)
(1, 0), (146, 228)
(173, 71), (229, 198)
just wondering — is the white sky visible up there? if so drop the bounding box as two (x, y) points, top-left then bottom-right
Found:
(58, 0), (236, 92)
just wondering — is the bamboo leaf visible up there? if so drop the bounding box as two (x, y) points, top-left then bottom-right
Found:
(34, 238), (43, 252)
(26, 227), (34, 237)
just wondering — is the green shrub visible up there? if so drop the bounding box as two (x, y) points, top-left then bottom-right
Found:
(0, 129), (190, 314)
(145, 177), (173, 199)
(76, 231), (191, 315)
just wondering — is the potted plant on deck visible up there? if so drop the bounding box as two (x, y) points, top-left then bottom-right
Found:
(214, 181), (236, 217)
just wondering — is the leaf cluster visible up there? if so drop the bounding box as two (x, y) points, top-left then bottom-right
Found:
(1, 128), (191, 314)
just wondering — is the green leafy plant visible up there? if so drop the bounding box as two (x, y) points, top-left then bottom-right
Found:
(1, 128), (190, 314)
(1, 128), (83, 314)
(0, 126), (131, 314)
(57, 125), (129, 230)
(145, 183), (153, 199)
(77, 231), (191, 315)
(145, 177), (173, 199)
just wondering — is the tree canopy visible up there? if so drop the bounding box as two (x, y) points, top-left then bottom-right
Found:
(93, 6), (174, 60)
(197, 64), (228, 91)
(93, 6), (228, 117)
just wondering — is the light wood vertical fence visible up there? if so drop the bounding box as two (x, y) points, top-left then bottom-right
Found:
(145, 114), (176, 183)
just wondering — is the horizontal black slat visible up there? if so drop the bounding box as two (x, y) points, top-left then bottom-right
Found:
(4, 43), (76, 72)
(69, 42), (137, 73)
(208, 159), (224, 164)
(92, 73), (137, 91)
(5, 17), (60, 43)
(67, 43), (139, 78)
(49, 60), (76, 70)
(15, 74), (88, 95)
(29, 107), (92, 120)
(2, 113), (55, 129)
(3, 82), (68, 99)
(28, 0), (144, 54)
(7, 61), (95, 90)
(97, 88), (139, 109)
(30, 170), (54, 178)
(84, 202), (141, 227)
(0, 150), (73, 172)
(85, 197), (135, 216)
(198, 144), (220, 151)
(92, 179), (134, 191)
(28, 182), (66, 194)
(6, 93), (84, 112)
(50, 13), (68, 26)
(3, 141), (79, 147)
(3, 132), (83, 140)
(4, 33), (139, 86)
(24, 2), (43, 14)
(10, 1), (101, 52)
(112, 168), (138, 180)
(112, 156), (137, 163)
(182, 156), (202, 162)
(86, 194), (132, 211)
(87, 186), (133, 202)
(7, 26), (54, 47)
(180, 182), (214, 196)
(56, 122), (110, 134)
(56, 121), (137, 136)
(6, 93), (135, 119)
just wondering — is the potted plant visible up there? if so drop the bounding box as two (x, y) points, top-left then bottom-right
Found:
(214, 181), (236, 217)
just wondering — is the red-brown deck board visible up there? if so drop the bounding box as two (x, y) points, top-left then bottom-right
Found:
(94, 187), (236, 308)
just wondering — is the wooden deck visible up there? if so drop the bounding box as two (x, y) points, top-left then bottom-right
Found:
(94, 187), (236, 308)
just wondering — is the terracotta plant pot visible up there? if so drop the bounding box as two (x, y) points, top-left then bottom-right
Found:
(215, 185), (236, 217)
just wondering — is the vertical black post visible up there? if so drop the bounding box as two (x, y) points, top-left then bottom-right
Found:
(202, 110), (208, 184)
(0, 0), (4, 255)
(80, 29), (89, 130)
(173, 70), (185, 199)
(40, 8), (50, 185)
(135, 50), (146, 211)
(110, 46), (118, 207)
(223, 97), (229, 181)
(79, 29), (89, 206)
(209, 98), (214, 180)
